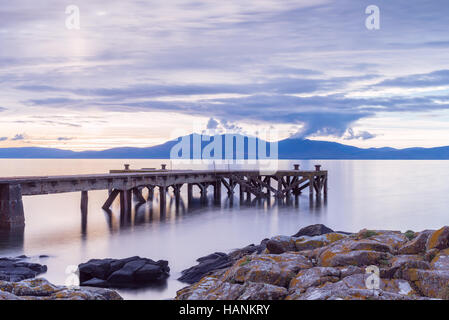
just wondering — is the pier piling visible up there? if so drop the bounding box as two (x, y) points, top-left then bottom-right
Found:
(0, 184), (25, 230)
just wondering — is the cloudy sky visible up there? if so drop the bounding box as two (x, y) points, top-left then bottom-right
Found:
(1, 0), (449, 150)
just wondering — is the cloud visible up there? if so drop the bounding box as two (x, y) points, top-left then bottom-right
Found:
(206, 118), (219, 129)
(343, 128), (377, 140)
(11, 133), (26, 141)
(57, 137), (72, 141)
(2, 0), (449, 146)
(375, 70), (449, 88)
(0, 137), (7, 142)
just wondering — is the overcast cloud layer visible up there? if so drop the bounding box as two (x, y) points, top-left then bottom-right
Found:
(1, 0), (449, 150)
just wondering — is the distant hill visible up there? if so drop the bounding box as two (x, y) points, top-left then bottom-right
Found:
(0, 133), (449, 159)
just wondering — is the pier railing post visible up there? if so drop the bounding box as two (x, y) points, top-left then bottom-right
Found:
(0, 184), (25, 230)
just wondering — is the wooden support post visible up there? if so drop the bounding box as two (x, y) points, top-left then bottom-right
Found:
(246, 177), (251, 201)
(80, 191), (88, 234)
(147, 185), (154, 201)
(159, 186), (167, 213)
(81, 191), (88, 212)
(277, 177), (283, 199)
(120, 189), (132, 218)
(324, 175), (328, 199)
(239, 183), (245, 201)
(0, 184), (25, 230)
(173, 184), (182, 208)
(309, 176), (314, 200)
(265, 177), (271, 198)
(197, 183), (207, 204)
(214, 181), (222, 204)
(102, 189), (120, 210)
(132, 187), (146, 204)
(285, 176), (291, 198)
(187, 183), (193, 202)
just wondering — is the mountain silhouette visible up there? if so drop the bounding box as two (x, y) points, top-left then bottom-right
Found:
(0, 133), (448, 159)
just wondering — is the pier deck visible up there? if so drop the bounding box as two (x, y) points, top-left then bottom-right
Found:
(0, 166), (327, 230)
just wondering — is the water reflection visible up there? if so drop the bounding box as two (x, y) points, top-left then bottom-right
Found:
(0, 227), (24, 253)
(93, 186), (326, 237)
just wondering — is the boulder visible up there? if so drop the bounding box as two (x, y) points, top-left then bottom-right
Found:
(178, 252), (233, 284)
(238, 282), (288, 300)
(398, 230), (433, 255)
(0, 256), (47, 282)
(287, 274), (417, 300)
(369, 233), (408, 250)
(288, 267), (341, 295)
(382, 255), (430, 279)
(0, 278), (122, 300)
(426, 226), (449, 251)
(266, 236), (296, 254)
(79, 256), (169, 288)
(294, 233), (347, 251)
(403, 268), (449, 299)
(175, 275), (287, 300)
(292, 224), (334, 237)
(430, 249), (449, 270)
(222, 252), (312, 288)
(347, 240), (394, 254)
(228, 239), (268, 261)
(320, 250), (392, 268)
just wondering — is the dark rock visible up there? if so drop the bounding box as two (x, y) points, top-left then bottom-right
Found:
(135, 264), (166, 282)
(266, 240), (287, 254)
(228, 239), (269, 261)
(293, 224), (334, 237)
(0, 256), (47, 282)
(82, 277), (109, 288)
(178, 252), (233, 284)
(79, 259), (113, 283)
(106, 269), (134, 285)
(79, 256), (169, 288)
(14, 262), (47, 274)
(110, 256), (140, 273)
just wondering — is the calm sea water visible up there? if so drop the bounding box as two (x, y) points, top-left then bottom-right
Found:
(1, 159), (449, 299)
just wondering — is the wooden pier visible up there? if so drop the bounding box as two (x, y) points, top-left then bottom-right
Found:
(0, 165), (327, 230)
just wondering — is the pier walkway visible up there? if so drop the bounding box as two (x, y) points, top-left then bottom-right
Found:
(0, 165), (327, 230)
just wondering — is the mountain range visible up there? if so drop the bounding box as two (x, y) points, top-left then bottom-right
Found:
(0, 134), (448, 159)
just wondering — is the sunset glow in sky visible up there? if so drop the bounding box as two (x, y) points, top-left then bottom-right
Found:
(1, 0), (449, 150)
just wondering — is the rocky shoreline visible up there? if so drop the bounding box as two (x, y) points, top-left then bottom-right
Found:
(0, 256), (123, 300)
(175, 224), (449, 300)
(2, 224), (449, 300)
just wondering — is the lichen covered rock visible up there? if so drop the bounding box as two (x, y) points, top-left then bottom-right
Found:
(175, 224), (449, 301)
(426, 227), (449, 251)
(402, 268), (449, 299)
(223, 252), (312, 288)
(294, 233), (347, 251)
(0, 278), (122, 300)
(398, 230), (433, 255)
